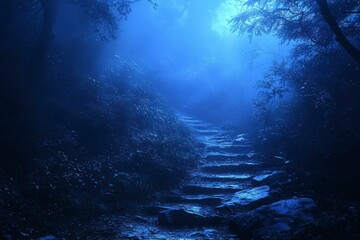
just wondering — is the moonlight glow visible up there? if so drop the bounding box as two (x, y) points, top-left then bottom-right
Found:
(212, 0), (244, 37)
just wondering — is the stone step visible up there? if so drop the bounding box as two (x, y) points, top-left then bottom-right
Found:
(199, 138), (234, 145)
(204, 143), (243, 149)
(194, 173), (254, 182)
(194, 129), (231, 134)
(181, 119), (205, 125)
(207, 144), (252, 152)
(201, 160), (261, 167)
(217, 185), (271, 213)
(182, 182), (245, 195)
(221, 185), (270, 207)
(204, 151), (256, 161)
(200, 134), (232, 140)
(200, 137), (235, 146)
(203, 151), (246, 157)
(201, 163), (261, 174)
(163, 194), (225, 206)
(187, 123), (211, 129)
(205, 135), (233, 140)
(155, 203), (216, 214)
(235, 134), (248, 142)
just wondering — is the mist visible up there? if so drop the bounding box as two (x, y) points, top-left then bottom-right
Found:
(1, 0), (360, 239)
(100, 0), (289, 126)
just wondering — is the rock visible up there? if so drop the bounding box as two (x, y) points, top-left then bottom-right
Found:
(229, 198), (317, 240)
(158, 209), (221, 228)
(220, 185), (270, 210)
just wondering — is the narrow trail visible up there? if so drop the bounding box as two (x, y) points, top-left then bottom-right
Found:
(102, 114), (283, 239)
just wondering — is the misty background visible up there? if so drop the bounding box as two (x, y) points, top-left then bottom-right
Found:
(83, 0), (289, 126)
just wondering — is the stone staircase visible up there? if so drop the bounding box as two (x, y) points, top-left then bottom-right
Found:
(151, 114), (282, 232)
(38, 114), (317, 240)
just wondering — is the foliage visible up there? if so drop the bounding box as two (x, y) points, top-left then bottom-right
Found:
(0, 0), (198, 238)
(254, 60), (290, 123)
(231, 0), (360, 59)
(74, 0), (157, 39)
(232, 0), (360, 198)
(0, 68), (197, 238)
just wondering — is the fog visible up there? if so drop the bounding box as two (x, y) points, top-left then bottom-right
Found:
(3, 0), (360, 238)
(100, 0), (289, 126)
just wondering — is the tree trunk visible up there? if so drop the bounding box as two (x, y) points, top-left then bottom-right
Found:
(316, 0), (360, 64)
(29, 0), (57, 85)
(19, 0), (58, 181)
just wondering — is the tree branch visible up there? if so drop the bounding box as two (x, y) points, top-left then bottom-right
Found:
(316, 0), (360, 64)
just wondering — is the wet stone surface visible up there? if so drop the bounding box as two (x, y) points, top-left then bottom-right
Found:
(221, 185), (270, 207)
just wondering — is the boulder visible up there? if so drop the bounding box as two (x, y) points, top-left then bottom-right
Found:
(229, 198), (317, 240)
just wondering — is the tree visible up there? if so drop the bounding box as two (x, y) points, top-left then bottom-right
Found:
(231, 0), (360, 197)
(29, 0), (58, 84)
(0, 0), (155, 181)
(231, 0), (360, 64)
(29, 0), (153, 85)
(316, 0), (360, 63)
